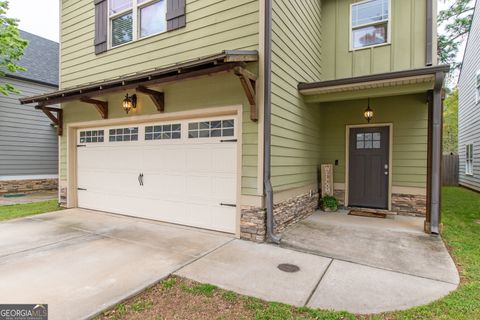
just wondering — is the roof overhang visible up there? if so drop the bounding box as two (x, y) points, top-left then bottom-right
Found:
(19, 50), (258, 106)
(298, 65), (450, 103)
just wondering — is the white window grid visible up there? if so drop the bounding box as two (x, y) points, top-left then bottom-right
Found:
(188, 119), (235, 139)
(109, 127), (139, 142)
(79, 130), (105, 143)
(349, 0), (391, 51)
(108, 0), (166, 48)
(145, 123), (181, 140)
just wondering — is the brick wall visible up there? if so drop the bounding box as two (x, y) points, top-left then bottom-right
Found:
(0, 178), (58, 194)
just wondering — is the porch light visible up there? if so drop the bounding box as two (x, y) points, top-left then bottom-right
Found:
(364, 98), (374, 123)
(122, 94), (137, 114)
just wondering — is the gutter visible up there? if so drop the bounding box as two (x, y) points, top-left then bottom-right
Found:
(263, 0), (280, 244)
(426, 0), (433, 66)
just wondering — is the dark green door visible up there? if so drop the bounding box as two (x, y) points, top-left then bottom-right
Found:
(348, 126), (389, 209)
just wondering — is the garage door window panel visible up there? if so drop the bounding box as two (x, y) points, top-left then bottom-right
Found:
(109, 127), (139, 142)
(145, 123), (181, 140)
(188, 119), (235, 139)
(80, 130), (105, 143)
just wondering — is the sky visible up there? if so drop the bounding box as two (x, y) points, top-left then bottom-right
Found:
(7, 0), (60, 42)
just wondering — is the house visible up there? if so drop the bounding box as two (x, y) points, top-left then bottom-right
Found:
(0, 31), (59, 194)
(458, 0), (480, 192)
(20, 0), (448, 241)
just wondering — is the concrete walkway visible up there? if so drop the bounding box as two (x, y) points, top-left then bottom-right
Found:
(0, 209), (459, 318)
(0, 190), (57, 206)
(0, 209), (232, 320)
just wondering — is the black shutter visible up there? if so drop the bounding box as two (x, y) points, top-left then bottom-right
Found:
(166, 0), (186, 31)
(94, 0), (108, 54)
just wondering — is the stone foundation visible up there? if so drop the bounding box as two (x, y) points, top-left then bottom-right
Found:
(59, 182), (68, 206)
(240, 191), (319, 242)
(333, 188), (427, 217)
(0, 178), (58, 194)
(391, 193), (427, 217)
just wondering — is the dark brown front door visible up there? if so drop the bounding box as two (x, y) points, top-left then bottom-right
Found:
(348, 126), (389, 209)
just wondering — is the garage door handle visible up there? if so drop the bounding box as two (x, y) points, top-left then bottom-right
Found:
(220, 139), (237, 143)
(138, 173), (144, 186)
(220, 203), (236, 208)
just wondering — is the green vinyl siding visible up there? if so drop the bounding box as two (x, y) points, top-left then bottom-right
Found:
(270, 0), (322, 192)
(59, 72), (259, 196)
(60, 0), (259, 88)
(318, 93), (428, 188)
(321, 0), (429, 81)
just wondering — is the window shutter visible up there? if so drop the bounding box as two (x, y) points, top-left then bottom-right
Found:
(94, 0), (108, 54)
(166, 0), (186, 31)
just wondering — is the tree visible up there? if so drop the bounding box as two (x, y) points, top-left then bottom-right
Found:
(438, 0), (475, 71)
(443, 88), (459, 154)
(0, 0), (27, 95)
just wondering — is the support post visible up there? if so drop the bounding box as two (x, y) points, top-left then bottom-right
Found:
(234, 66), (258, 121)
(136, 86), (165, 112)
(80, 98), (108, 119)
(35, 105), (63, 136)
(429, 72), (445, 234)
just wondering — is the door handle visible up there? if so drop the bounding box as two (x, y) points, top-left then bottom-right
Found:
(138, 173), (144, 186)
(384, 171), (389, 176)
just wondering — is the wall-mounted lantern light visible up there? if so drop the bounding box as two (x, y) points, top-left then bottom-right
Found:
(364, 98), (374, 123)
(122, 94), (137, 114)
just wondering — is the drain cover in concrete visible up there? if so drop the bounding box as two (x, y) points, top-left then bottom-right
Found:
(278, 263), (300, 273)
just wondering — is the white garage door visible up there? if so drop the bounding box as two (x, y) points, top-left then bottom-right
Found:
(76, 116), (237, 233)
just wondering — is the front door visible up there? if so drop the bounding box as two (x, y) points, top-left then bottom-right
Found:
(348, 126), (389, 209)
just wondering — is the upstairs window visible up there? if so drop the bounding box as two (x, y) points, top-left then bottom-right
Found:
(475, 70), (480, 104)
(109, 0), (167, 48)
(466, 144), (474, 175)
(351, 0), (390, 50)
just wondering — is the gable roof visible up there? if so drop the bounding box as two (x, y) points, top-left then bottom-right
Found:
(6, 30), (59, 87)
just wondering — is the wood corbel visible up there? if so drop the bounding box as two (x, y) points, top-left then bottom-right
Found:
(35, 105), (63, 136)
(80, 98), (108, 119)
(136, 86), (165, 112)
(234, 66), (258, 121)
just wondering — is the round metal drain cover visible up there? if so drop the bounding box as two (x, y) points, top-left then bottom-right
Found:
(277, 263), (300, 273)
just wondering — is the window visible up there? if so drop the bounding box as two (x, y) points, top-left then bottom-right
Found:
(145, 124), (181, 140)
(109, 0), (166, 47)
(188, 119), (234, 139)
(79, 130), (104, 143)
(356, 132), (381, 149)
(109, 127), (139, 142)
(475, 70), (480, 104)
(466, 144), (474, 175)
(351, 0), (390, 50)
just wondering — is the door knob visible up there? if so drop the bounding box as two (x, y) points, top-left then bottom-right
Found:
(384, 171), (389, 175)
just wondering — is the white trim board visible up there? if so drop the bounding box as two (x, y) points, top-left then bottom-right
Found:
(0, 175), (58, 181)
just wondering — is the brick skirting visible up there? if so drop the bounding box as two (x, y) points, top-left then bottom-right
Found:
(0, 178), (58, 194)
(240, 191), (319, 242)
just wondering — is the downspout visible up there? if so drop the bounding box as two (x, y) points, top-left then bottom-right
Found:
(264, 0), (280, 243)
(430, 71), (445, 234)
(426, 0), (433, 66)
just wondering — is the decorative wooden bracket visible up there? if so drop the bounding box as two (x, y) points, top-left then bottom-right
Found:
(136, 86), (165, 112)
(80, 98), (108, 119)
(234, 66), (258, 121)
(35, 105), (63, 136)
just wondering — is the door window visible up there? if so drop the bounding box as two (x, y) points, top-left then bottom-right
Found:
(109, 127), (139, 142)
(356, 131), (381, 149)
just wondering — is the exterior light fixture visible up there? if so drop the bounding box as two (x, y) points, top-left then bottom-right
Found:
(364, 98), (374, 123)
(122, 94), (137, 114)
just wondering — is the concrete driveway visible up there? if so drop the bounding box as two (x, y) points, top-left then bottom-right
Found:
(0, 209), (232, 320)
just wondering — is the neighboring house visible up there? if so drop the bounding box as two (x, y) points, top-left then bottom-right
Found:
(458, 0), (480, 192)
(0, 31), (59, 194)
(20, 0), (447, 241)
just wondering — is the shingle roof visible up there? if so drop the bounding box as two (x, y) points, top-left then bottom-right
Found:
(7, 30), (59, 87)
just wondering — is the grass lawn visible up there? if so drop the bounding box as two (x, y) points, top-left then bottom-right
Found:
(98, 187), (480, 320)
(0, 200), (62, 221)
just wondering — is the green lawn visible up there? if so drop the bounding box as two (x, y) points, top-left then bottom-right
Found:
(98, 187), (480, 320)
(0, 200), (62, 221)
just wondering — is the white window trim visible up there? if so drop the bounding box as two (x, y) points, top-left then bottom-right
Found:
(475, 70), (480, 105)
(108, 0), (167, 50)
(349, 0), (392, 51)
(466, 144), (474, 176)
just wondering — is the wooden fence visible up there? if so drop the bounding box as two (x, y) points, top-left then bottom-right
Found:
(442, 154), (459, 186)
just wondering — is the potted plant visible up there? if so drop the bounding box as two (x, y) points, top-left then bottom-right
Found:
(320, 195), (338, 212)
